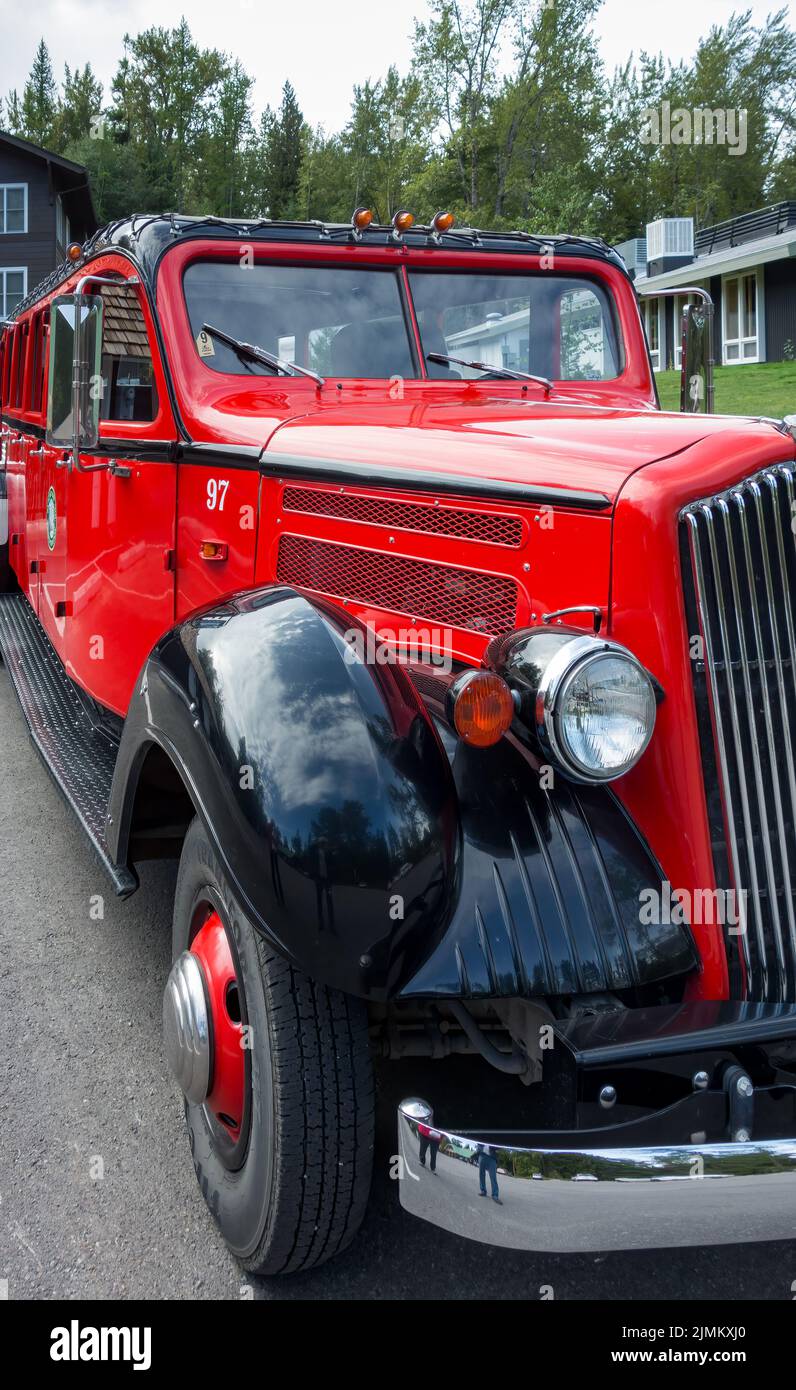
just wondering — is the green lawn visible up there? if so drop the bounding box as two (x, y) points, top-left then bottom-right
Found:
(655, 360), (796, 417)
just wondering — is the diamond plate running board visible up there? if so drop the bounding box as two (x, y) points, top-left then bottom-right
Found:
(0, 593), (137, 896)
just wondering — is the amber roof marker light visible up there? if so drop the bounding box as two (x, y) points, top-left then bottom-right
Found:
(66, 241), (83, 264)
(392, 210), (415, 240)
(446, 669), (517, 748)
(431, 211), (455, 240)
(351, 208), (373, 240)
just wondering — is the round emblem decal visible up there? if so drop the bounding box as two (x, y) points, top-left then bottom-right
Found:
(46, 486), (57, 551)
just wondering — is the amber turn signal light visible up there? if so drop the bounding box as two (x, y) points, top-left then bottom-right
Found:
(448, 670), (516, 748)
(432, 211), (455, 234)
(392, 210), (414, 234)
(352, 207), (373, 232)
(199, 540), (229, 562)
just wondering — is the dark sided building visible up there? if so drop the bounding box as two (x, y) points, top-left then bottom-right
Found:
(618, 203), (796, 371)
(0, 131), (97, 319)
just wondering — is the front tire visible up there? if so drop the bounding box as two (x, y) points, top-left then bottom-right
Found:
(171, 817), (375, 1275)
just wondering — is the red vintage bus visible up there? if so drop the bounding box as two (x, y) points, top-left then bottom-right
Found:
(1, 210), (795, 1272)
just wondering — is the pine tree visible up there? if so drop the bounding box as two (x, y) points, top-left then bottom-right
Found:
(55, 64), (103, 150)
(263, 82), (305, 219)
(20, 39), (58, 147)
(3, 90), (25, 136)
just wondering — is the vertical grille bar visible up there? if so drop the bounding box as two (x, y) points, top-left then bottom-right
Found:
(686, 510), (760, 985)
(681, 462), (796, 1001)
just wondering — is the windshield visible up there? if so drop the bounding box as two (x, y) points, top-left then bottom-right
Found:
(409, 271), (622, 381)
(183, 262), (416, 379)
(183, 261), (623, 382)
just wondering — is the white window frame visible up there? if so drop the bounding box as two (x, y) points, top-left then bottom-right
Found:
(642, 297), (663, 371)
(722, 269), (763, 365)
(0, 266), (27, 318)
(0, 183), (28, 235)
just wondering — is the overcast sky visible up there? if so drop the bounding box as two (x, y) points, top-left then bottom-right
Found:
(1, 0), (789, 132)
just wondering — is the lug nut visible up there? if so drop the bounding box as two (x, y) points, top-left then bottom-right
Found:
(692, 1070), (710, 1090)
(599, 1085), (617, 1109)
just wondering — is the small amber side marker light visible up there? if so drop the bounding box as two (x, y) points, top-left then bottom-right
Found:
(392, 209), (415, 234)
(66, 241), (83, 263)
(432, 211), (455, 234)
(352, 207), (373, 231)
(199, 540), (229, 562)
(449, 670), (515, 748)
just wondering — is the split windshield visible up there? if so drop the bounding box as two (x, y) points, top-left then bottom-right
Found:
(182, 260), (622, 382)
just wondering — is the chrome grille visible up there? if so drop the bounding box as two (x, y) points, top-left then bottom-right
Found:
(681, 462), (796, 1001)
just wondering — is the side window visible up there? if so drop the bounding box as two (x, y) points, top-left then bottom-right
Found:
(29, 310), (47, 417)
(0, 329), (11, 409)
(12, 321), (28, 409)
(99, 282), (158, 423)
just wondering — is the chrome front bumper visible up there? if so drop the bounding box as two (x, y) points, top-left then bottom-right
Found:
(397, 1101), (796, 1251)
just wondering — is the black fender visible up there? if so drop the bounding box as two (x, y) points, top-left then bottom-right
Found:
(107, 585), (459, 1000)
(397, 721), (699, 1001)
(108, 585), (697, 1003)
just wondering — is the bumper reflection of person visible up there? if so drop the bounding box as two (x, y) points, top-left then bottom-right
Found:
(478, 1144), (502, 1203)
(417, 1121), (442, 1173)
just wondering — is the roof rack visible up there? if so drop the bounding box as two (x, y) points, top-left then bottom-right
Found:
(4, 212), (629, 322)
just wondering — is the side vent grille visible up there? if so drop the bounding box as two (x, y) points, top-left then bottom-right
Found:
(282, 486), (523, 547)
(277, 534), (519, 635)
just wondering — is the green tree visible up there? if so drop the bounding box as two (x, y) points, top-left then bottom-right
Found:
(413, 0), (514, 213)
(199, 60), (255, 216)
(340, 68), (432, 221)
(20, 38), (59, 147)
(597, 53), (667, 241)
(260, 81), (305, 219)
(490, 0), (604, 224)
(54, 64), (103, 149)
(297, 126), (350, 221)
(2, 90), (25, 136)
(62, 134), (147, 222)
(109, 19), (228, 211)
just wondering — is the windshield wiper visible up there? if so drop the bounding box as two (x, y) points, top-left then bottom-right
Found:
(427, 352), (552, 393)
(202, 323), (324, 386)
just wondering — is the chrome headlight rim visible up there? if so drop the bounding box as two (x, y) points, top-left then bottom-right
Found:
(535, 635), (656, 784)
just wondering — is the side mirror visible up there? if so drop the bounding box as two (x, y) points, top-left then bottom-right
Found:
(46, 294), (103, 454)
(680, 300), (715, 414)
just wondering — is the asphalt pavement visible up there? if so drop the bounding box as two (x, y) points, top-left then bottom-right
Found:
(1, 670), (794, 1301)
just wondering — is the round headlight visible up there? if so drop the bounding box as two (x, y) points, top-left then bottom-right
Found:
(537, 637), (656, 782)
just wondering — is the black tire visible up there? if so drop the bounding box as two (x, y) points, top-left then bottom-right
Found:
(172, 816), (375, 1276)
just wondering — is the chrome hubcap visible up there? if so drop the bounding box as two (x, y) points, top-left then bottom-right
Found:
(163, 950), (211, 1105)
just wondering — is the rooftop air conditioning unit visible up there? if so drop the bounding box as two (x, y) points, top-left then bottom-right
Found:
(645, 218), (694, 275)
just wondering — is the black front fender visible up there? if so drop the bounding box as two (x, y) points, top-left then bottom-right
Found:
(107, 585), (459, 999)
(108, 585), (697, 1004)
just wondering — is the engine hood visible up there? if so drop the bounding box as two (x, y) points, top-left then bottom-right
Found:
(262, 398), (785, 507)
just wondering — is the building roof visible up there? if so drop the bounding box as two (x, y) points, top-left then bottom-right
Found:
(636, 229), (796, 291)
(0, 130), (97, 230)
(635, 201), (796, 292)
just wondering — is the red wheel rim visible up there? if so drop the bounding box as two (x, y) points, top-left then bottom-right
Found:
(190, 910), (245, 1140)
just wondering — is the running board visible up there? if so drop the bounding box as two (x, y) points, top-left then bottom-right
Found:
(0, 594), (137, 896)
